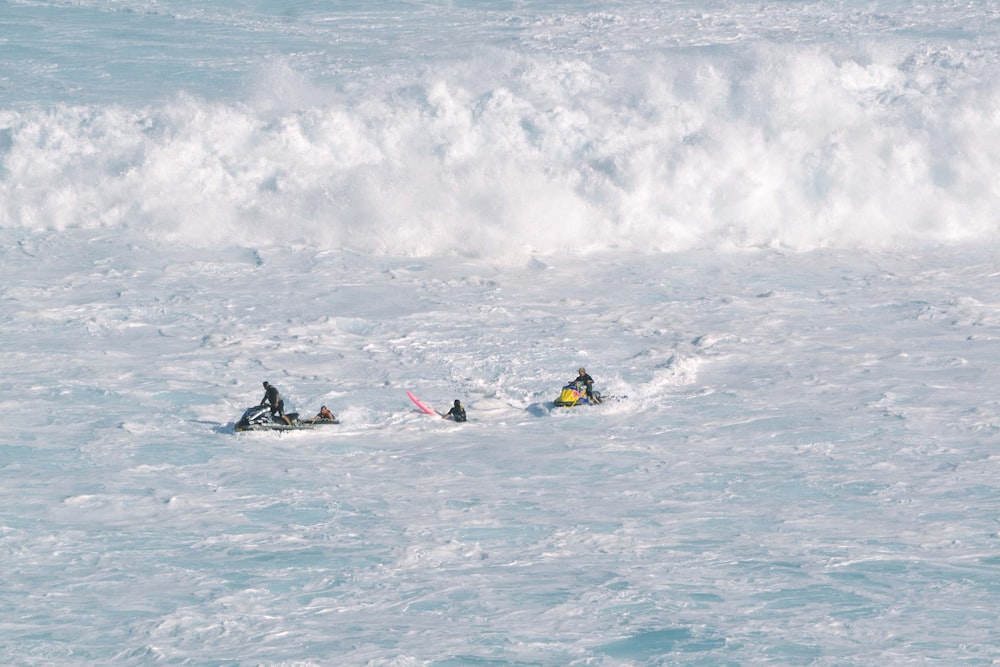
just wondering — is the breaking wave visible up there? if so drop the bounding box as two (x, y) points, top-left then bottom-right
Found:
(2, 39), (999, 258)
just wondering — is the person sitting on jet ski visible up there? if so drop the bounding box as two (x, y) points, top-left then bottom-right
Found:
(444, 399), (467, 422)
(572, 367), (596, 399)
(260, 381), (291, 425)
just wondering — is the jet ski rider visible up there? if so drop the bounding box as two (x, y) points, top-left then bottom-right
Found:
(260, 381), (291, 425)
(573, 367), (595, 400)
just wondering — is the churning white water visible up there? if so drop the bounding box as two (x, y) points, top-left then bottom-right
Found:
(2, 1), (1000, 664)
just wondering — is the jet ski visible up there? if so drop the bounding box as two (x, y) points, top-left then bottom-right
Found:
(553, 382), (604, 408)
(233, 405), (339, 432)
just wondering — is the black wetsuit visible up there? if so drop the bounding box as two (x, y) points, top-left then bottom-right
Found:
(573, 373), (594, 397)
(446, 405), (467, 422)
(261, 385), (285, 417)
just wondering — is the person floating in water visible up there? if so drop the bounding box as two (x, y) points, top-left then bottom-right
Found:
(443, 399), (467, 422)
(260, 381), (291, 425)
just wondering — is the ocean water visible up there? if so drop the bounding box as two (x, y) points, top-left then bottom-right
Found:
(2, 1), (1000, 665)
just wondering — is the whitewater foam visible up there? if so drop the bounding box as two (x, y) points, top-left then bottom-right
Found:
(3, 5), (999, 258)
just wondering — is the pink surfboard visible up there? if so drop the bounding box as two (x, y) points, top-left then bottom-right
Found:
(406, 390), (438, 415)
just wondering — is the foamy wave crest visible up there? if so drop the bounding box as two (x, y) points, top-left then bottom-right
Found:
(2, 41), (998, 257)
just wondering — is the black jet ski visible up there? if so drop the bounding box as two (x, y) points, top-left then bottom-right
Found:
(233, 405), (339, 432)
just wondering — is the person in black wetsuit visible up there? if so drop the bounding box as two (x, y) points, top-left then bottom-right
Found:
(260, 381), (291, 425)
(572, 367), (597, 401)
(444, 399), (467, 422)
